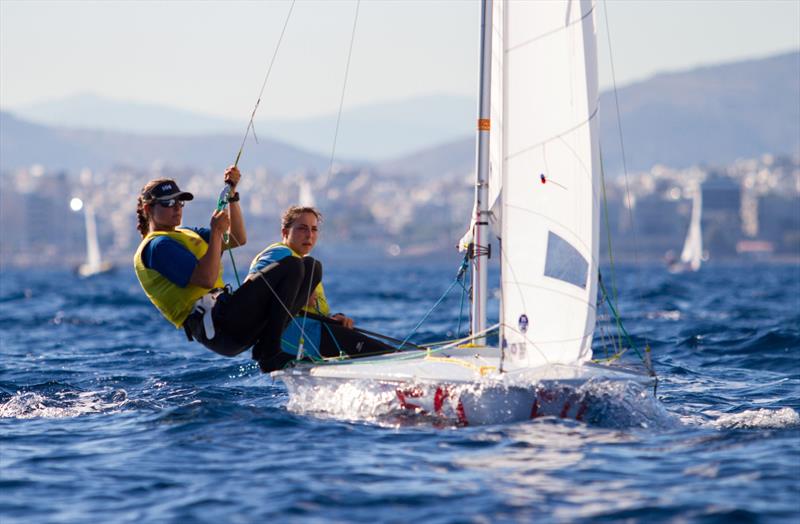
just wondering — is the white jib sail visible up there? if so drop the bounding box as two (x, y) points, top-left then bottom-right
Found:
(499, 0), (601, 369)
(679, 183), (703, 271)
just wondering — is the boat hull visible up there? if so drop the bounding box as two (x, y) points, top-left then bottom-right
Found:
(274, 351), (652, 426)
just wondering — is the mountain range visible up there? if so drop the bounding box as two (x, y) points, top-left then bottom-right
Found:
(1, 51), (797, 175)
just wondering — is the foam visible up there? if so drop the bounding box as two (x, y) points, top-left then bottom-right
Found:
(0, 389), (129, 419)
(713, 407), (800, 429)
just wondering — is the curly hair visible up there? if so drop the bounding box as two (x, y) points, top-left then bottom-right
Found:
(281, 205), (322, 230)
(136, 178), (175, 238)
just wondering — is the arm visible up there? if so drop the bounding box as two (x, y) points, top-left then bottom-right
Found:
(189, 209), (230, 288)
(331, 313), (354, 329)
(227, 199), (247, 248)
(223, 165), (247, 248)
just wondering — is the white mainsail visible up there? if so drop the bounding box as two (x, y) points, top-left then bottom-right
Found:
(497, 0), (601, 369)
(679, 183), (703, 271)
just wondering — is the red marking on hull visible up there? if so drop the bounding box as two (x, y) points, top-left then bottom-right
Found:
(575, 401), (588, 422)
(396, 388), (423, 411)
(560, 401), (571, 418)
(530, 399), (540, 419)
(433, 387), (446, 413)
(455, 400), (468, 427)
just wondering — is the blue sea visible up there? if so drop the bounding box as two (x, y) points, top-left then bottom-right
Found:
(1, 261), (799, 523)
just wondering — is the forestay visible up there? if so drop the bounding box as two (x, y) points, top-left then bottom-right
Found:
(497, 0), (601, 370)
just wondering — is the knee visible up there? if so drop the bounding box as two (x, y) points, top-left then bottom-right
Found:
(303, 257), (322, 280)
(280, 255), (304, 275)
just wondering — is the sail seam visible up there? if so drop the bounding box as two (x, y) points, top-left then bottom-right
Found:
(502, 203), (592, 255)
(505, 105), (599, 161)
(505, 3), (596, 54)
(500, 281), (597, 312)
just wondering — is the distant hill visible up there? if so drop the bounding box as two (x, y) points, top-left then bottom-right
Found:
(380, 51), (800, 177)
(0, 111), (332, 173)
(14, 93), (475, 162)
(3, 51), (797, 175)
(599, 51), (800, 174)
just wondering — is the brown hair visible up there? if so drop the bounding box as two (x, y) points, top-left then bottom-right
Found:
(136, 178), (175, 238)
(281, 206), (322, 230)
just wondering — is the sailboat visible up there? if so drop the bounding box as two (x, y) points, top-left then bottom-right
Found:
(668, 182), (703, 273)
(77, 201), (115, 278)
(274, 0), (652, 425)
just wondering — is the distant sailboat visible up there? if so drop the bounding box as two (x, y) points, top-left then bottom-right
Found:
(669, 182), (703, 273)
(298, 178), (315, 207)
(77, 201), (115, 278)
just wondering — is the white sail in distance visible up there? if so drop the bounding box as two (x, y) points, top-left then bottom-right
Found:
(497, 0), (601, 369)
(84, 203), (102, 273)
(679, 182), (703, 271)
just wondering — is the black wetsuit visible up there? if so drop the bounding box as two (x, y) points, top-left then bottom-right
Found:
(184, 256), (396, 372)
(184, 256), (321, 370)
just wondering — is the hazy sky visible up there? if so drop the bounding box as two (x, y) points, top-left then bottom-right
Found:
(1, 0), (798, 120)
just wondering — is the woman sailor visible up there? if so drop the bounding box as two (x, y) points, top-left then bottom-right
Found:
(133, 166), (322, 372)
(248, 205), (394, 371)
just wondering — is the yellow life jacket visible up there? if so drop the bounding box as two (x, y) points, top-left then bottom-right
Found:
(133, 228), (225, 327)
(250, 242), (330, 316)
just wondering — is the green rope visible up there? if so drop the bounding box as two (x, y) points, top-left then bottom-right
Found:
(599, 149), (623, 353)
(596, 275), (645, 362)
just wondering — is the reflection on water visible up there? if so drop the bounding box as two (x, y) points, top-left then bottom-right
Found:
(456, 421), (643, 518)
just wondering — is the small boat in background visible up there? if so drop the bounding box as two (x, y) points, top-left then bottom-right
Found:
(668, 181), (704, 273)
(77, 201), (115, 278)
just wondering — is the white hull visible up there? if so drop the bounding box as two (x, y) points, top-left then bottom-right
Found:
(274, 347), (652, 426)
(77, 261), (115, 279)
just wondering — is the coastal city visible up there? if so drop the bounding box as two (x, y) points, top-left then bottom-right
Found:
(1, 152), (797, 269)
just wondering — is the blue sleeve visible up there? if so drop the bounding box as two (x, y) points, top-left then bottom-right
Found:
(180, 226), (211, 243)
(249, 245), (293, 274)
(142, 236), (199, 287)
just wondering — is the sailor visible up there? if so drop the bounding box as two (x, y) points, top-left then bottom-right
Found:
(133, 167), (322, 372)
(247, 206), (395, 370)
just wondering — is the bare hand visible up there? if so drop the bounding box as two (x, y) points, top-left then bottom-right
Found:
(224, 165), (241, 189)
(210, 209), (230, 238)
(331, 313), (354, 330)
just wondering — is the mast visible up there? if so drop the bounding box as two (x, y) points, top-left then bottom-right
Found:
(470, 0), (493, 344)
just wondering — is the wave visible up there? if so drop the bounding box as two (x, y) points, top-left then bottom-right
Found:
(712, 407), (800, 429)
(0, 388), (129, 419)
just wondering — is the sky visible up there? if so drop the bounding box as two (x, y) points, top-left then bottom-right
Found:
(1, 0), (798, 121)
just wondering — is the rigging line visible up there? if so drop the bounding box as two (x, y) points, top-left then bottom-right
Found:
(252, 269), (322, 357)
(233, 0), (297, 168)
(505, 105), (598, 161)
(323, 0), (361, 187)
(599, 157), (623, 353)
(601, 0), (650, 349)
(295, 0), (360, 353)
(224, 229), (243, 287)
(396, 269), (465, 351)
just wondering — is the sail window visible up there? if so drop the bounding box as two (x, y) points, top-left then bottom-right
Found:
(544, 232), (588, 289)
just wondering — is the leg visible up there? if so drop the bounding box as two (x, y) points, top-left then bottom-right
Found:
(301, 313), (397, 359)
(216, 256), (322, 369)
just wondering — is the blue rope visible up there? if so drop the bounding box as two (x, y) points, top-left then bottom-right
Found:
(456, 258), (470, 338)
(396, 255), (470, 351)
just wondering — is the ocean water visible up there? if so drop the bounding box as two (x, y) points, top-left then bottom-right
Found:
(1, 261), (798, 523)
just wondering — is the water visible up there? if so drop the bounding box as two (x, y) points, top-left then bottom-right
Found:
(1, 262), (799, 523)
